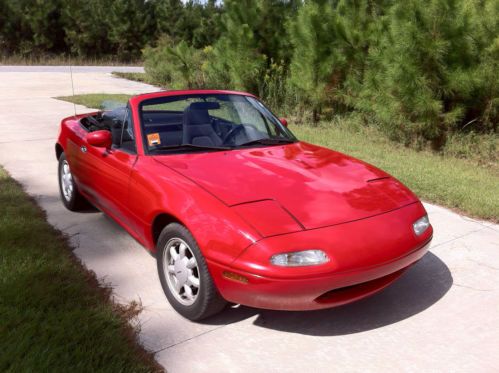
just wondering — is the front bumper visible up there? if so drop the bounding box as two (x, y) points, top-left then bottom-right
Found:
(208, 202), (432, 311)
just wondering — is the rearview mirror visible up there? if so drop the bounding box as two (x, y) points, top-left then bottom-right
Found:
(86, 130), (112, 148)
(280, 118), (288, 127)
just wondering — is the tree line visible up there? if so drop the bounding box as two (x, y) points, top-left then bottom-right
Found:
(0, 0), (221, 60)
(1, 0), (497, 149)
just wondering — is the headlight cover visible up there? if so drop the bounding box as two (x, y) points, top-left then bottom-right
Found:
(413, 215), (430, 236)
(270, 249), (329, 267)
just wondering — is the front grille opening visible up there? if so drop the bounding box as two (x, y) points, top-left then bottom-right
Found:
(315, 268), (405, 304)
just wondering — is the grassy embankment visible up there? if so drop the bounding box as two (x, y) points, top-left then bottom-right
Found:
(57, 93), (499, 222)
(0, 167), (161, 372)
(0, 54), (140, 66)
(113, 71), (156, 84)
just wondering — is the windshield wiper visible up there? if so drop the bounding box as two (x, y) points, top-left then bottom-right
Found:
(150, 144), (230, 153)
(237, 138), (296, 147)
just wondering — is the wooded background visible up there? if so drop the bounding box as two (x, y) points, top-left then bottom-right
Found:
(1, 0), (497, 150)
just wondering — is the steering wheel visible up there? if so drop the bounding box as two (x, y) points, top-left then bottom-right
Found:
(222, 125), (246, 145)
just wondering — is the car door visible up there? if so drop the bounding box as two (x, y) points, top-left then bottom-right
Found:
(65, 123), (95, 196)
(84, 106), (138, 228)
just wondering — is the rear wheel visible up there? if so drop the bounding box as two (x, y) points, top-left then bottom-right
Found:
(156, 223), (227, 321)
(58, 152), (87, 211)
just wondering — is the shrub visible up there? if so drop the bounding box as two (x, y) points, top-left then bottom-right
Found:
(288, 0), (386, 123)
(443, 132), (498, 165)
(260, 59), (289, 114)
(357, 0), (498, 149)
(143, 37), (206, 89)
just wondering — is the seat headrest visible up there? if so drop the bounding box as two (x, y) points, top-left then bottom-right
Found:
(184, 106), (211, 126)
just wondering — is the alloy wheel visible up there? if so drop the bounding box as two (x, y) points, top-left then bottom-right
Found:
(60, 160), (74, 201)
(163, 238), (200, 306)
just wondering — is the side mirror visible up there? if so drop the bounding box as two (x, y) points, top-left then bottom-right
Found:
(279, 118), (288, 127)
(86, 130), (112, 148)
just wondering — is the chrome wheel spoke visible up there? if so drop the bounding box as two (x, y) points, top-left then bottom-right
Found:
(187, 275), (199, 288)
(174, 278), (182, 292)
(167, 265), (175, 274)
(186, 257), (197, 269)
(169, 246), (179, 260)
(183, 285), (194, 300)
(178, 243), (186, 259)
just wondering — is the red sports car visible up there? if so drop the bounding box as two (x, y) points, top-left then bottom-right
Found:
(56, 90), (432, 320)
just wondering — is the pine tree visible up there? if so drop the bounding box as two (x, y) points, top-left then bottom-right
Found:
(0, 0), (66, 55)
(62, 0), (114, 58)
(153, 0), (185, 43)
(25, 0), (66, 53)
(144, 36), (206, 89)
(288, 0), (387, 122)
(106, 0), (154, 60)
(205, 0), (299, 94)
(288, 0), (339, 122)
(191, 0), (223, 49)
(358, 0), (498, 148)
(63, 0), (154, 60)
(205, 0), (266, 92)
(0, 0), (19, 54)
(333, 0), (390, 105)
(458, 0), (498, 133)
(152, 0), (222, 49)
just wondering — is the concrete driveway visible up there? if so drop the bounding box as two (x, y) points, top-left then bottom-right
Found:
(0, 67), (498, 373)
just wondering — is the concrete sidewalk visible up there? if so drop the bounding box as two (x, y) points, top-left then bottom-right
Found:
(0, 68), (498, 373)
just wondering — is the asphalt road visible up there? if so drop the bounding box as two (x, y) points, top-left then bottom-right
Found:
(0, 67), (498, 373)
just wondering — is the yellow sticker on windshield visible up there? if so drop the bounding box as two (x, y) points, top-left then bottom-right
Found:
(147, 133), (161, 146)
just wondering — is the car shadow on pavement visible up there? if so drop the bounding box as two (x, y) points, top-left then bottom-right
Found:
(40, 194), (100, 214)
(75, 205), (100, 213)
(205, 252), (453, 336)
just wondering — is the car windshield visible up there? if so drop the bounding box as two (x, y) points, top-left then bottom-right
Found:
(139, 94), (297, 153)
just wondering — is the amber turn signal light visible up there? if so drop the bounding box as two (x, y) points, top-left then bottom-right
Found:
(222, 271), (249, 284)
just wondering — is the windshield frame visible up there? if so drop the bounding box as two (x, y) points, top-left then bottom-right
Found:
(137, 93), (297, 155)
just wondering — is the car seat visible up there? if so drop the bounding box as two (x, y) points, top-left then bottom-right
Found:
(182, 103), (223, 146)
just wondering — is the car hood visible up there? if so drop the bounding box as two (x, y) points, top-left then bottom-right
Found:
(153, 142), (418, 231)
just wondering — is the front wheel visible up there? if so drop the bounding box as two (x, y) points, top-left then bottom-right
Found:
(58, 152), (87, 211)
(156, 223), (227, 321)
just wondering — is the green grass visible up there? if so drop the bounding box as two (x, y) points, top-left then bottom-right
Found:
(57, 94), (133, 110)
(0, 167), (161, 372)
(113, 72), (156, 85)
(0, 54), (140, 66)
(56, 93), (499, 222)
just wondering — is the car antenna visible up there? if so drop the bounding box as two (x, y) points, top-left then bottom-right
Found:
(69, 55), (77, 118)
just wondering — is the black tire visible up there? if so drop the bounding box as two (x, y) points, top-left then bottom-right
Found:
(156, 223), (227, 321)
(58, 152), (87, 211)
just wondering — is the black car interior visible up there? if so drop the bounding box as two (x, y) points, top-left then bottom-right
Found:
(182, 102), (224, 146)
(80, 98), (284, 152)
(141, 101), (241, 148)
(80, 107), (135, 151)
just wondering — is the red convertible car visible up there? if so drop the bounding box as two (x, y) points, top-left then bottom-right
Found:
(56, 90), (432, 320)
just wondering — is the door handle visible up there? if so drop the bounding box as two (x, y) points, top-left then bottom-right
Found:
(80, 146), (87, 153)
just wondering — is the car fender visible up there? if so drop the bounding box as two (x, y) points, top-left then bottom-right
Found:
(128, 156), (261, 265)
